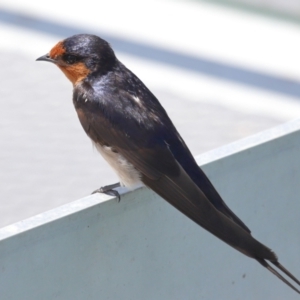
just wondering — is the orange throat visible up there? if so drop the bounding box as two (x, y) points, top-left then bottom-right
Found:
(58, 63), (90, 85)
(49, 41), (90, 85)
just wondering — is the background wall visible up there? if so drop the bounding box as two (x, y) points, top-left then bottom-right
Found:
(0, 0), (300, 226)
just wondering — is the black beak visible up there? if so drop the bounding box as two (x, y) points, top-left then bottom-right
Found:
(36, 54), (56, 63)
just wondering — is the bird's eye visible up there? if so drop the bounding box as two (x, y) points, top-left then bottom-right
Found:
(63, 54), (80, 65)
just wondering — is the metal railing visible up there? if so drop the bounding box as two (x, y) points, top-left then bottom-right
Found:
(1, 119), (300, 300)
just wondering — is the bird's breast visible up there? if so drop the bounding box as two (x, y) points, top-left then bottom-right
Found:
(93, 142), (142, 189)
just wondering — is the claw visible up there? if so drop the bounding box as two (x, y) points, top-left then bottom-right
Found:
(92, 182), (121, 202)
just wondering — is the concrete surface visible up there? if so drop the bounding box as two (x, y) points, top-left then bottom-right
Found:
(1, 0), (300, 227)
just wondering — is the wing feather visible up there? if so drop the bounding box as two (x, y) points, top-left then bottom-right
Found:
(77, 102), (274, 259)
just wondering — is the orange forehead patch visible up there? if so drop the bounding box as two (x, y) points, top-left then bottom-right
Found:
(58, 63), (90, 85)
(49, 41), (65, 59)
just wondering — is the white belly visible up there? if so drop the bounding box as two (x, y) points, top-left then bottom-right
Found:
(93, 142), (142, 189)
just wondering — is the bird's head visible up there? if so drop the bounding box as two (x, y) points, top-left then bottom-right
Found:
(36, 34), (116, 85)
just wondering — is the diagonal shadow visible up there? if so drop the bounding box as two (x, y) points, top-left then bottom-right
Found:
(1, 8), (300, 98)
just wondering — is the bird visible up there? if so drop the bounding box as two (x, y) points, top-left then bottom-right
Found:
(37, 34), (300, 293)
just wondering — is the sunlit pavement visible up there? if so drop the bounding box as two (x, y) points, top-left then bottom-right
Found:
(1, 0), (300, 227)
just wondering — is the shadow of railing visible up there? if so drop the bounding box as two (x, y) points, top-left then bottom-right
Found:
(1, 8), (300, 98)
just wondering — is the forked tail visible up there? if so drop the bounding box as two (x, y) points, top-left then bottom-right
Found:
(256, 259), (300, 294)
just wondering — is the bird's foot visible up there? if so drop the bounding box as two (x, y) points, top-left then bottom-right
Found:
(92, 182), (121, 202)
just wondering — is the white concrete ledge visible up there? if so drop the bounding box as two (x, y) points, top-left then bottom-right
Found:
(1, 119), (300, 300)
